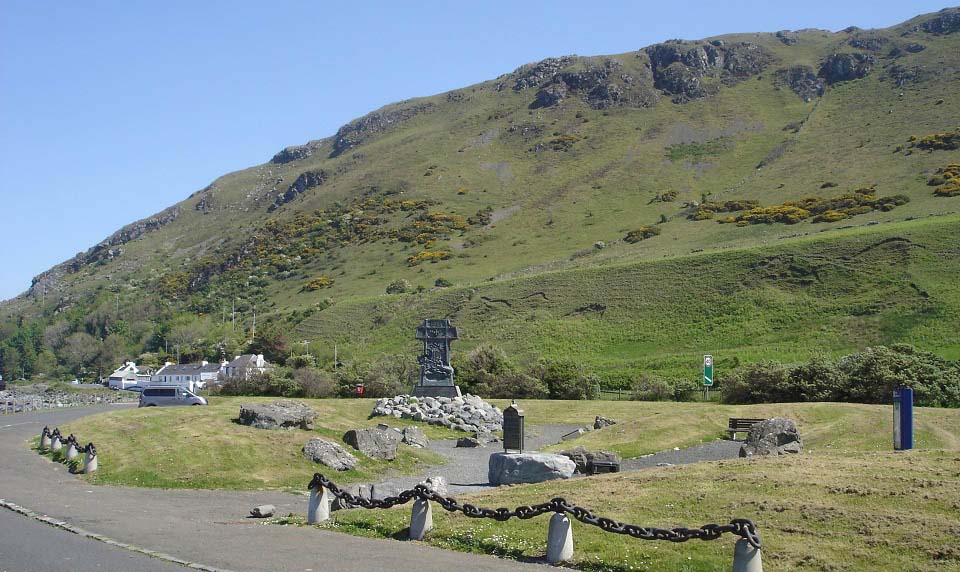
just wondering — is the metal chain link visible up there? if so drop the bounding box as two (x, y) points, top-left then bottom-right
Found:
(307, 473), (761, 549)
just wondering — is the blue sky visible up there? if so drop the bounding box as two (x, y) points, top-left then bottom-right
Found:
(0, 1), (950, 301)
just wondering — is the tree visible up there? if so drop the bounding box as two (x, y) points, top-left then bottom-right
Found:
(42, 321), (70, 351)
(62, 332), (98, 376)
(0, 345), (22, 380)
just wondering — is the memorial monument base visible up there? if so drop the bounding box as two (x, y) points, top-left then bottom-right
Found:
(411, 385), (462, 398)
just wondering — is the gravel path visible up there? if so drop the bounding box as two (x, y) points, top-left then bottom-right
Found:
(372, 427), (744, 495)
(621, 439), (743, 471)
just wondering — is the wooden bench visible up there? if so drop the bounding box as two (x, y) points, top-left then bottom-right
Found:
(726, 418), (766, 440)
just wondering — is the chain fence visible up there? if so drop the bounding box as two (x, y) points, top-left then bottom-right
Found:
(307, 473), (761, 549)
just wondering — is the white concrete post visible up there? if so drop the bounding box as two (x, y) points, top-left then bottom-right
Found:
(546, 512), (574, 564)
(83, 450), (98, 474)
(50, 435), (62, 453)
(409, 498), (433, 540)
(307, 486), (329, 524)
(66, 442), (79, 461)
(40, 429), (51, 450)
(733, 539), (763, 572)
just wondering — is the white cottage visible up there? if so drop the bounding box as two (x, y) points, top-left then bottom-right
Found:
(152, 361), (221, 392)
(219, 354), (272, 381)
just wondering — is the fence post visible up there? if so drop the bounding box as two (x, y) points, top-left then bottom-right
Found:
(409, 498), (433, 540)
(546, 512), (574, 564)
(50, 433), (62, 453)
(83, 444), (98, 474)
(307, 485), (329, 524)
(733, 539), (763, 572)
(39, 427), (51, 450)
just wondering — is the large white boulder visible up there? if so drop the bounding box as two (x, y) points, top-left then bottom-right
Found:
(488, 452), (576, 485)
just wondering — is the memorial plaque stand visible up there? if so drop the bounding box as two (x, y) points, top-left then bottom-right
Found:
(503, 401), (524, 453)
(411, 319), (462, 398)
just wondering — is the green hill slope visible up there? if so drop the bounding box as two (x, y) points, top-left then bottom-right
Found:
(2, 8), (960, 381)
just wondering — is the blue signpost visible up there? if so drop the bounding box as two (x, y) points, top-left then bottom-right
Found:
(893, 386), (914, 451)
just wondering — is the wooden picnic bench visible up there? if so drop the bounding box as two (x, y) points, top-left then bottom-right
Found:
(726, 418), (766, 440)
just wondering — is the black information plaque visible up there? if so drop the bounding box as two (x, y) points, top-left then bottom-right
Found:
(503, 401), (524, 453)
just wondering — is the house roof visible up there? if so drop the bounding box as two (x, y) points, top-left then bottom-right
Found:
(225, 354), (269, 369)
(157, 363), (221, 376)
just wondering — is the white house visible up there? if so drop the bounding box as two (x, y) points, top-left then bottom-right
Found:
(152, 361), (222, 392)
(107, 362), (151, 389)
(219, 354), (272, 381)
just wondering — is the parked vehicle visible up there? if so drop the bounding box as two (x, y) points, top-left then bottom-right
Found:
(122, 385), (145, 394)
(139, 386), (207, 407)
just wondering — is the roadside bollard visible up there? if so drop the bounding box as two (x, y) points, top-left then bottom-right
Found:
(40, 427), (51, 450)
(82, 443), (98, 474)
(409, 498), (433, 540)
(546, 512), (574, 564)
(733, 538), (763, 572)
(307, 485), (329, 524)
(65, 440), (79, 461)
(50, 433), (62, 453)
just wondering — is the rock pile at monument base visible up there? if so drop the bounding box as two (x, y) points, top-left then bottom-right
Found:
(371, 394), (503, 433)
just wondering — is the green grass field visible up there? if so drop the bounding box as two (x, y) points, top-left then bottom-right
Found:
(287, 400), (960, 572)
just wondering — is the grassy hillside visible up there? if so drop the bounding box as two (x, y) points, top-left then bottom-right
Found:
(2, 8), (960, 382)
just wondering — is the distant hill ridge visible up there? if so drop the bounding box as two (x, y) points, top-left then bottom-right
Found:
(2, 8), (959, 383)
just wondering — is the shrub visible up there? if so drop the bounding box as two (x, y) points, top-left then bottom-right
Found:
(303, 276), (334, 291)
(624, 225), (661, 243)
(293, 367), (337, 398)
(475, 371), (548, 399)
(631, 373), (673, 401)
(386, 279), (412, 294)
(434, 277), (453, 288)
(532, 359), (591, 400)
(722, 361), (792, 404)
(407, 251), (451, 266)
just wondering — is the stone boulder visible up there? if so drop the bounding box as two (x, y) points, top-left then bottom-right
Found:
(456, 436), (483, 448)
(418, 476), (448, 496)
(249, 505), (275, 518)
(488, 452), (576, 485)
(402, 426), (429, 448)
(739, 418), (803, 457)
(559, 446), (623, 474)
(332, 484), (370, 511)
(302, 438), (358, 471)
(238, 400), (315, 430)
(343, 427), (401, 460)
(594, 416), (617, 430)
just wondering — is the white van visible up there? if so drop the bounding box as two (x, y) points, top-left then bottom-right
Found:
(139, 386), (207, 407)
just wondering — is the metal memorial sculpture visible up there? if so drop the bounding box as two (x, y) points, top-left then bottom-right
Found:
(411, 319), (461, 398)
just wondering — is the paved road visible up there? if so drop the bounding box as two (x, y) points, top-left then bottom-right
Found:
(0, 406), (550, 572)
(0, 507), (185, 572)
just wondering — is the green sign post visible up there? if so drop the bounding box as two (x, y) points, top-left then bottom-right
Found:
(703, 354), (714, 401)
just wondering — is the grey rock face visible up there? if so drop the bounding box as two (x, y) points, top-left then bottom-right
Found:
(739, 417), (803, 457)
(488, 452), (576, 485)
(920, 8), (960, 35)
(819, 53), (874, 84)
(343, 427), (401, 460)
(331, 103), (435, 157)
(249, 505), (275, 518)
(594, 416), (617, 430)
(559, 446), (623, 474)
(270, 139), (325, 164)
(645, 40), (770, 102)
(238, 400), (316, 431)
(401, 426), (429, 448)
(302, 438), (358, 471)
(773, 65), (824, 101)
(270, 169), (326, 211)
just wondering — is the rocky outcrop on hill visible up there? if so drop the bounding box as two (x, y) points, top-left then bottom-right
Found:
(270, 139), (326, 164)
(886, 64), (929, 87)
(645, 40), (771, 102)
(505, 56), (657, 110)
(919, 8), (960, 35)
(330, 102), (435, 157)
(773, 65), (824, 101)
(70, 206), (182, 268)
(819, 53), (874, 84)
(268, 169), (327, 212)
(775, 30), (798, 45)
(847, 33), (889, 52)
(371, 394), (503, 433)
